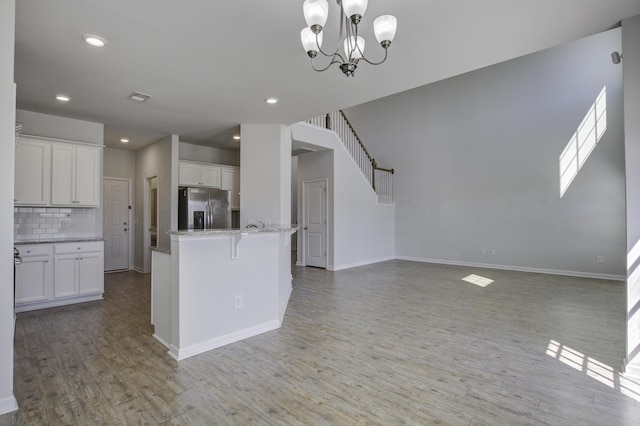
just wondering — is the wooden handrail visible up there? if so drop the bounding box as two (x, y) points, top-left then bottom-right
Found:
(338, 110), (375, 165)
(375, 166), (394, 174)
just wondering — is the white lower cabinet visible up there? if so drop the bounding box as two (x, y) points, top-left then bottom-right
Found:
(15, 241), (104, 312)
(15, 245), (51, 304)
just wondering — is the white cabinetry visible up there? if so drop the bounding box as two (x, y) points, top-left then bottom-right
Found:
(15, 241), (104, 312)
(53, 242), (104, 298)
(179, 161), (221, 188)
(14, 138), (51, 206)
(221, 166), (240, 209)
(14, 136), (102, 207)
(51, 144), (101, 207)
(15, 244), (51, 304)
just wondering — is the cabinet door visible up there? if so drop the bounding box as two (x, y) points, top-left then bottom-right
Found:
(179, 162), (202, 186)
(51, 144), (76, 205)
(200, 165), (221, 188)
(15, 256), (51, 304)
(53, 254), (78, 298)
(75, 147), (101, 206)
(221, 168), (240, 209)
(15, 139), (51, 205)
(78, 252), (103, 294)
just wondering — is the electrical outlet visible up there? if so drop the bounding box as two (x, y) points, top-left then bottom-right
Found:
(490, 249), (496, 256)
(61, 219), (70, 229)
(596, 255), (604, 264)
(481, 248), (487, 255)
(234, 295), (243, 309)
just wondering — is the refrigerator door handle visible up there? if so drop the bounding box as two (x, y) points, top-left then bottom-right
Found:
(205, 201), (210, 229)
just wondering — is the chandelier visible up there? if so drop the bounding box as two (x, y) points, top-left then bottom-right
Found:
(300, 0), (397, 77)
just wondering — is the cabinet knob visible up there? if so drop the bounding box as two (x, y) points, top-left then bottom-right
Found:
(124, 228), (128, 232)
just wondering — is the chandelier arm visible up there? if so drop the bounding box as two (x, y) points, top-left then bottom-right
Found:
(311, 56), (348, 73)
(358, 47), (389, 66)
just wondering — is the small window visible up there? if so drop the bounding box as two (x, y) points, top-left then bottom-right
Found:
(559, 86), (607, 197)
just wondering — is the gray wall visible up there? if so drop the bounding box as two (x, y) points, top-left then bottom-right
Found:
(346, 28), (625, 278)
(104, 148), (136, 180)
(179, 142), (239, 166)
(134, 135), (178, 271)
(16, 110), (103, 145)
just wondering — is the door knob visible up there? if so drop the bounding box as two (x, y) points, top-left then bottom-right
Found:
(304, 226), (308, 230)
(124, 228), (128, 232)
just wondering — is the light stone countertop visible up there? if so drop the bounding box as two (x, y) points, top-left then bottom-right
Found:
(14, 237), (105, 245)
(168, 225), (298, 236)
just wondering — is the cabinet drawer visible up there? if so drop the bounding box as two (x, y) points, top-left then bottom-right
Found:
(18, 244), (51, 256)
(53, 241), (103, 254)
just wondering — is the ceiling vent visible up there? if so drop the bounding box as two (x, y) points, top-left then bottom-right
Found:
(128, 91), (152, 102)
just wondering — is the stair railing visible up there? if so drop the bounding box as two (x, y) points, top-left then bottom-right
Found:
(305, 111), (394, 203)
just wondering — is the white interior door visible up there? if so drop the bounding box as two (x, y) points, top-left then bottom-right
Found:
(103, 179), (130, 271)
(304, 180), (327, 268)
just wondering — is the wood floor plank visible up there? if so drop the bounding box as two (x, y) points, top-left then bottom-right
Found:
(3, 261), (640, 425)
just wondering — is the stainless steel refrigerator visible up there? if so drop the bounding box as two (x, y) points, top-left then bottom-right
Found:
(178, 187), (231, 230)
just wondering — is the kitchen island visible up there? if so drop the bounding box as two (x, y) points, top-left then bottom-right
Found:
(151, 226), (297, 361)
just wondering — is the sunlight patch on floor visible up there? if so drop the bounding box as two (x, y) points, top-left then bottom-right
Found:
(462, 274), (494, 287)
(546, 339), (640, 403)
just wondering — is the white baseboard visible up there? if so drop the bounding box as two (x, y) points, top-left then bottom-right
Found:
(0, 394), (18, 416)
(152, 333), (171, 350)
(15, 293), (103, 313)
(133, 266), (145, 274)
(168, 319), (282, 361)
(396, 256), (626, 281)
(329, 255), (395, 271)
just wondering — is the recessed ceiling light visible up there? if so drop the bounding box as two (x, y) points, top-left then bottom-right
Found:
(233, 135), (241, 140)
(55, 94), (71, 102)
(120, 138), (129, 143)
(84, 34), (107, 48)
(128, 91), (152, 102)
(265, 97), (279, 104)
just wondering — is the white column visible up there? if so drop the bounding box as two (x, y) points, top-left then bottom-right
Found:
(239, 124), (292, 227)
(623, 14), (640, 378)
(0, 0), (18, 415)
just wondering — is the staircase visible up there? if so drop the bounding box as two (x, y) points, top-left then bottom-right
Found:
(306, 111), (394, 204)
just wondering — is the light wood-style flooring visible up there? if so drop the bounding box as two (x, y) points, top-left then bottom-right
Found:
(2, 260), (640, 425)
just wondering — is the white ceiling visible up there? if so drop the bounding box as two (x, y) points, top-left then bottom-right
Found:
(14, 0), (640, 152)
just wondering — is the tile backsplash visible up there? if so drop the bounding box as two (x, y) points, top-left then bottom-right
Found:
(14, 207), (98, 242)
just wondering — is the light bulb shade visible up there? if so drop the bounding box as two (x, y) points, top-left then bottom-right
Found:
(374, 15), (397, 45)
(301, 27), (322, 54)
(303, 0), (329, 29)
(344, 36), (365, 60)
(342, 0), (368, 20)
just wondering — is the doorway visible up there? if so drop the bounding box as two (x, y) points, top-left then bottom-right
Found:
(103, 178), (132, 272)
(143, 176), (158, 274)
(302, 179), (327, 268)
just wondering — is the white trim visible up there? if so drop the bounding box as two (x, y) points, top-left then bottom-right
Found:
(0, 395), (18, 416)
(396, 256), (626, 281)
(103, 177), (133, 271)
(167, 319), (282, 361)
(15, 293), (103, 313)
(20, 133), (105, 148)
(329, 255), (396, 271)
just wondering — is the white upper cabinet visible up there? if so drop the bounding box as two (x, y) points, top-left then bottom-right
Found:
(14, 137), (51, 205)
(179, 161), (221, 188)
(51, 143), (101, 207)
(14, 136), (102, 208)
(221, 167), (240, 209)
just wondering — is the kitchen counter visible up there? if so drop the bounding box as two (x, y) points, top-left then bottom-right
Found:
(151, 226), (297, 361)
(15, 237), (105, 245)
(168, 224), (297, 236)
